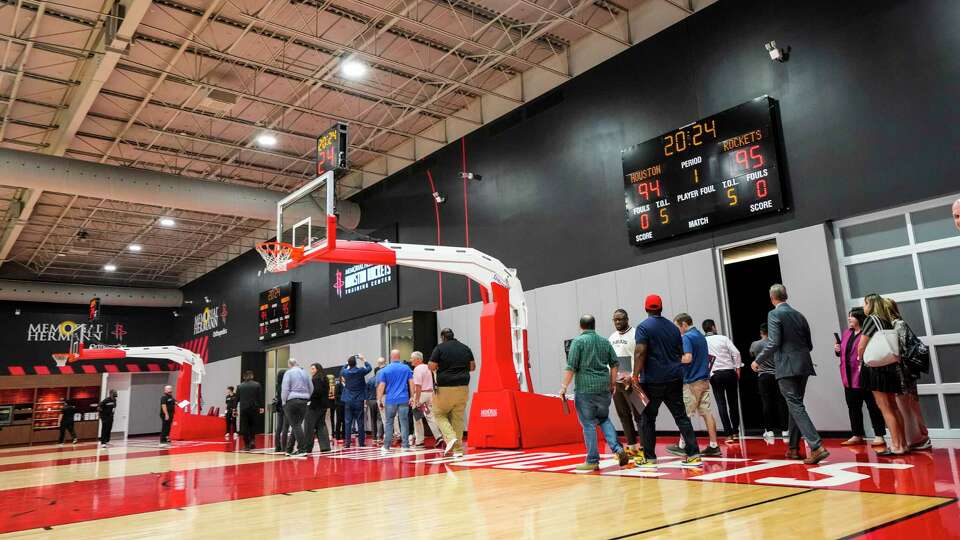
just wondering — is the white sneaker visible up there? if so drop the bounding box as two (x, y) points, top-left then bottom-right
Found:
(58, 443), (64, 447)
(781, 431), (789, 437)
(224, 434), (230, 440)
(762, 431), (774, 438)
(452, 452), (464, 460)
(443, 438), (457, 456)
(380, 447), (390, 456)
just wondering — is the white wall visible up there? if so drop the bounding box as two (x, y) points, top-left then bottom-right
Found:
(201, 356), (241, 415)
(777, 225), (848, 431)
(429, 234), (848, 434)
(128, 373), (169, 435)
(104, 373), (131, 436)
(290, 324), (384, 374)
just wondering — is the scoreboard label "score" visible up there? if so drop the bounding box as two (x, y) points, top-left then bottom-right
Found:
(621, 97), (785, 245)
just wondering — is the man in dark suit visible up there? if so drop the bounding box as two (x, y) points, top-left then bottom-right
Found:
(754, 283), (829, 465)
(237, 371), (264, 451)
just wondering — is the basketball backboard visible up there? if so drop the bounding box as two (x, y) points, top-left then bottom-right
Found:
(276, 170), (335, 253)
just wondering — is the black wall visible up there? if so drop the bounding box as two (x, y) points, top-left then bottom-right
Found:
(178, 0), (960, 362)
(0, 301), (175, 370)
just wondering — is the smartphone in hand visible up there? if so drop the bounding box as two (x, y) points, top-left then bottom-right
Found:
(833, 332), (841, 344)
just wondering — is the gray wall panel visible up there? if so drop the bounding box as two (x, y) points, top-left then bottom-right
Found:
(777, 225), (847, 431)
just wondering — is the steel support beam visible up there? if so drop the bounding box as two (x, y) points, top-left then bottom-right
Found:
(46, 0), (153, 156)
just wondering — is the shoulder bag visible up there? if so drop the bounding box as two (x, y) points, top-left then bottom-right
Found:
(863, 315), (900, 368)
(894, 319), (930, 375)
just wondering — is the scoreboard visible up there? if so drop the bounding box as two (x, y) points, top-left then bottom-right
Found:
(621, 97), (785, 245)
(316, 122), (347, 176)
(258, 283), (297, 342)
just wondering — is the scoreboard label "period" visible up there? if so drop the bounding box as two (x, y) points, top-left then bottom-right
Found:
(621, 97), (786, 246)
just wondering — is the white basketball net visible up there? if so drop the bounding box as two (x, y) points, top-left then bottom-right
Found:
(255, 242), (296, 273)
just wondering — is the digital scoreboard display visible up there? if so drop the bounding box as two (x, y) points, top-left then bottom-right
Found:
(258, 282), (297, 342)
(622, 97), (785, 245)
(316, 122), (348, 176)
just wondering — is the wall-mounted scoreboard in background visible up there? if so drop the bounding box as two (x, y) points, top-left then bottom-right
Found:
(258, 282), (297, 342)
(621, 97), (785, 245)
(316, 122), (348, 176)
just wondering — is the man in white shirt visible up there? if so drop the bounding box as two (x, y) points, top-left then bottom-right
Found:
(608, 309), (643, 454)
(411, 351), (441, 448)
(703, 319), (742, 443)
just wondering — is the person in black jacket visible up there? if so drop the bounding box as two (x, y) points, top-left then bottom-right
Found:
(58, 400), (78, 446)
(97, 390), (118, 447)
(224, 386), (238, 440)
(304, 363), (332, 452)
(237, 371), (264, 451)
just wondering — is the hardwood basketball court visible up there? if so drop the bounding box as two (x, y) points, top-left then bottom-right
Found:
(1, 437), (956, 538)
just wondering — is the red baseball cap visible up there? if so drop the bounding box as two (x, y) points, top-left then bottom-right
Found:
(645, 294), (663, 311)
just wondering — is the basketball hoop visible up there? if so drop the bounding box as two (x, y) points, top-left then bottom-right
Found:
(255, 242), (302, 273)
(52, 353), (73, 368)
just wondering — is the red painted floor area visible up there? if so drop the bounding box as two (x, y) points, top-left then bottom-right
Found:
(0, 435), (957, 536)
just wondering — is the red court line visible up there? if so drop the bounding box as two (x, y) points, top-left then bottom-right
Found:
(0, 452), (446, 533)
(0, 448), (201, 472)
(854, 499), (960, 538)
(0, 444), (101, 458)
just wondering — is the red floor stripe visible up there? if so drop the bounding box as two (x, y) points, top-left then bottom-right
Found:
(0, 448), (190, 472)
(0, 452), (446, 533)
(0, 444), (101, 458)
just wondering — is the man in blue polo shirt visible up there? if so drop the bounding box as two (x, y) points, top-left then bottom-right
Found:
(631, 294), (701, 468)
(666, 313), (721, 457)
(376, 355), (415, 454)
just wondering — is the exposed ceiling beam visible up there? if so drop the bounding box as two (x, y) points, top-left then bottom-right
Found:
(0, 187), (41, 267)
(45, 0), (153, 156)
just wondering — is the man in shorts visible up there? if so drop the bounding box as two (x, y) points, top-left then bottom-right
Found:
(667, 313), (721, 457)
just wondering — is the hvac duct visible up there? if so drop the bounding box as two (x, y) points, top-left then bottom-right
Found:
(0, 280), (183, 307)
(0, 148), (361, 229)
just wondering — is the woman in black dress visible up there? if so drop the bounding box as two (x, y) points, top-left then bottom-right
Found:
(858, 293), (907, 456)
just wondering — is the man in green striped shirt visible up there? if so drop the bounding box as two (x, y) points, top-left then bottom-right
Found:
(561, 315), (629, 471)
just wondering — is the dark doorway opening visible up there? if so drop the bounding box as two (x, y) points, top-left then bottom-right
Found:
(721, 240), (782, 435)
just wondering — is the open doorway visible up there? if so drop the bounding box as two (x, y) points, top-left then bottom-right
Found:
(263, 346), (290, 434)
(719, 238), (782, 435)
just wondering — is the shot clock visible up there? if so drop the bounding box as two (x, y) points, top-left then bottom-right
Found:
(316, 122), (348, 176)
(621, 97), (785, 245)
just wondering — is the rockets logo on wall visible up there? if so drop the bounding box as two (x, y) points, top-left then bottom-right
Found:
(333, 269), (345, 298)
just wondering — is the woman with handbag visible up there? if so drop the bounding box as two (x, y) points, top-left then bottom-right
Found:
(857, 293), (908, 456)
(885, 298), (932, 451)
(834, 307), (886, 447)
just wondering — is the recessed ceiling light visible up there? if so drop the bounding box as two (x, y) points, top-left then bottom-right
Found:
(256, 133), (277, 147)
(341, 59), (367, 79)
(103, 264), (117, 272)
(159, 217), (176, 227)
(129, 244), (143, 252)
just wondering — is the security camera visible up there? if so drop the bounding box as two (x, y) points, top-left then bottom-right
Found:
(765, 41), (788, 62)
(460, 172), (482, 181)
(432, 191), (446, 204)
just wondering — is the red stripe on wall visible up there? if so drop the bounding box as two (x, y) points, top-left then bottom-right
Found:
(126, 364), (141, 372)
(104, 364), (119, 373)
(81, 365), (97, 374)
(148, 364), (161, 372)
(34, 366), (50, 375)
(9, 366), (25, 376)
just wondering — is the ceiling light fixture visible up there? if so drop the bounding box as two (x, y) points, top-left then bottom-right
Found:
(341, 59), (367, 79)
(159, 217), (176, 227)
(104, 264), (117, 272)
(129, 244), (143, 252)
(256, 133), (277, 147)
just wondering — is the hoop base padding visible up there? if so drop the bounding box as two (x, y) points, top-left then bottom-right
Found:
(255, 242), (303, 273)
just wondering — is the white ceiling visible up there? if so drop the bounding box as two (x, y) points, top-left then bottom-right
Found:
(0, 0), (708, 287)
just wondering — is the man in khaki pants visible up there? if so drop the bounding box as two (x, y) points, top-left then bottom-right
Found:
(429, 328), (475, 457)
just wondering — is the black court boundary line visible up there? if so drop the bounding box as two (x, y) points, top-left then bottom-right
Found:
(838, 496), (958, 540)
(607, 488), (816, 539)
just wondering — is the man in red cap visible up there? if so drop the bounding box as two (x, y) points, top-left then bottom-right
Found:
(630, 294), (701, 468)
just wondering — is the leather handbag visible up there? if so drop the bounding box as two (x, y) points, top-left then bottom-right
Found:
(863, 315), (900, 368)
